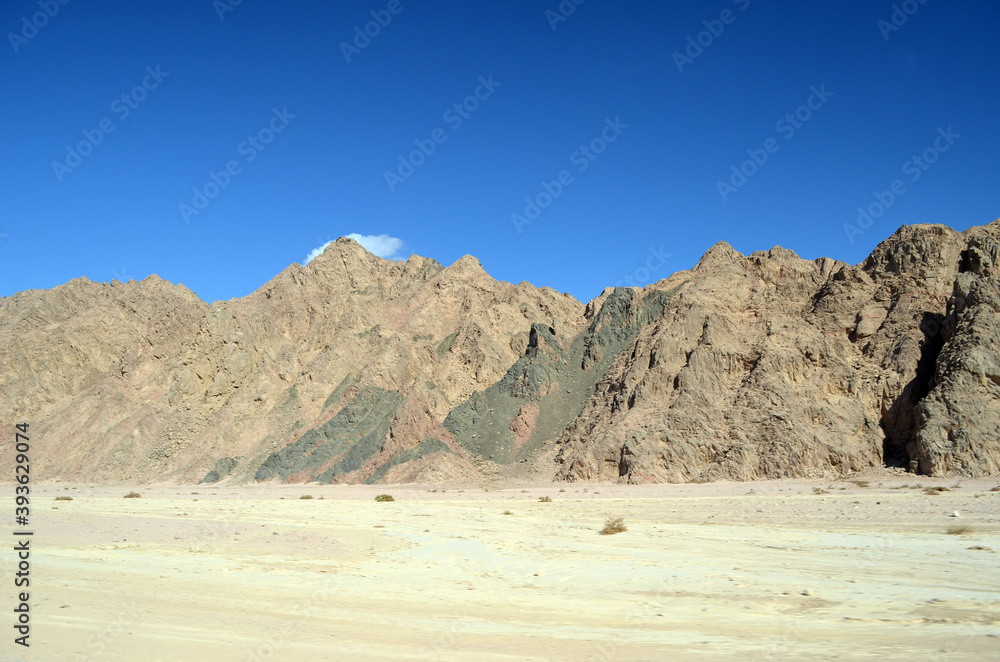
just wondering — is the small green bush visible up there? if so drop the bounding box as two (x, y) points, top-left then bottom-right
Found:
(539, 496), (552, 502)
(300, 495), (313, 500)
(375, 494), (395, 502)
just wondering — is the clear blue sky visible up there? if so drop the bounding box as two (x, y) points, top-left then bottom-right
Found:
(2, 0), (998, 303)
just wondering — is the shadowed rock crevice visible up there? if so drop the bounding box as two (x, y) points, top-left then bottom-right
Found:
(880, 312), (946, 470)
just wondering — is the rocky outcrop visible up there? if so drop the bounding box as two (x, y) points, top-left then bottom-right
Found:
(0, 238), (583, 484)
(910, 226), (1000, 475)
(550, 221), (1000, 482)
(1, 221), (998, 484)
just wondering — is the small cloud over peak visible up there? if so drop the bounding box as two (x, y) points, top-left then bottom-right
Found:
(345, 233), (405, 259)
(304, 233), (405, 265)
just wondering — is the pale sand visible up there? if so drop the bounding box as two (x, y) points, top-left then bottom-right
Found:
(6, 478), (1000, 661)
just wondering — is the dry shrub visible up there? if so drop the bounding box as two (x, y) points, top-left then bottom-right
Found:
(54, 496), (73, 501)
(947, 525), (974, 535)
(539, 496), (553, 502)
(124, 492), (141, 499)
(600, 517), (627, 535)
(300, 495), (313, 500)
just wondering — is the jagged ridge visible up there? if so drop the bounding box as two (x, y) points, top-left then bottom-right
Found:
(1, 220), (998, 484)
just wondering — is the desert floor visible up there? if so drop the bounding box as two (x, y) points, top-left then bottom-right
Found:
(4, 477), (1000, 661)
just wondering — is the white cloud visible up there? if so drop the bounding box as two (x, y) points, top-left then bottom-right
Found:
(346, 233), (405, 259)
(303, 234), (405, 265)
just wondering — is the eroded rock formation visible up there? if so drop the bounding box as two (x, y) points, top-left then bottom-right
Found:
(2, 220), (997, 484)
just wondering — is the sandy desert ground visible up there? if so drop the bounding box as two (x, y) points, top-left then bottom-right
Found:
(3, 477), (999, 661)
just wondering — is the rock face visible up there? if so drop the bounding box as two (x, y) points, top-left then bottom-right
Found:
(910, 228), (1000, 475)
(1, 221), (998, 484)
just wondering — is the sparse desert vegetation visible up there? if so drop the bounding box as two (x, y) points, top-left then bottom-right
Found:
(374, 494), (395, 502)
(124, 491), (141, 498)
(599, 517), (627, 535)
(25, 479), (1000, 660)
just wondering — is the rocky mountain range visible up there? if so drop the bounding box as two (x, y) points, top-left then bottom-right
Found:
(2, 219), (998, 485)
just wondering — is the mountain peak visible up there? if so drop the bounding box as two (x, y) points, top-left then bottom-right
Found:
(334, 235), (366, 250)
(695, 241), (743, 270)
(446, 255), (487, 277)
